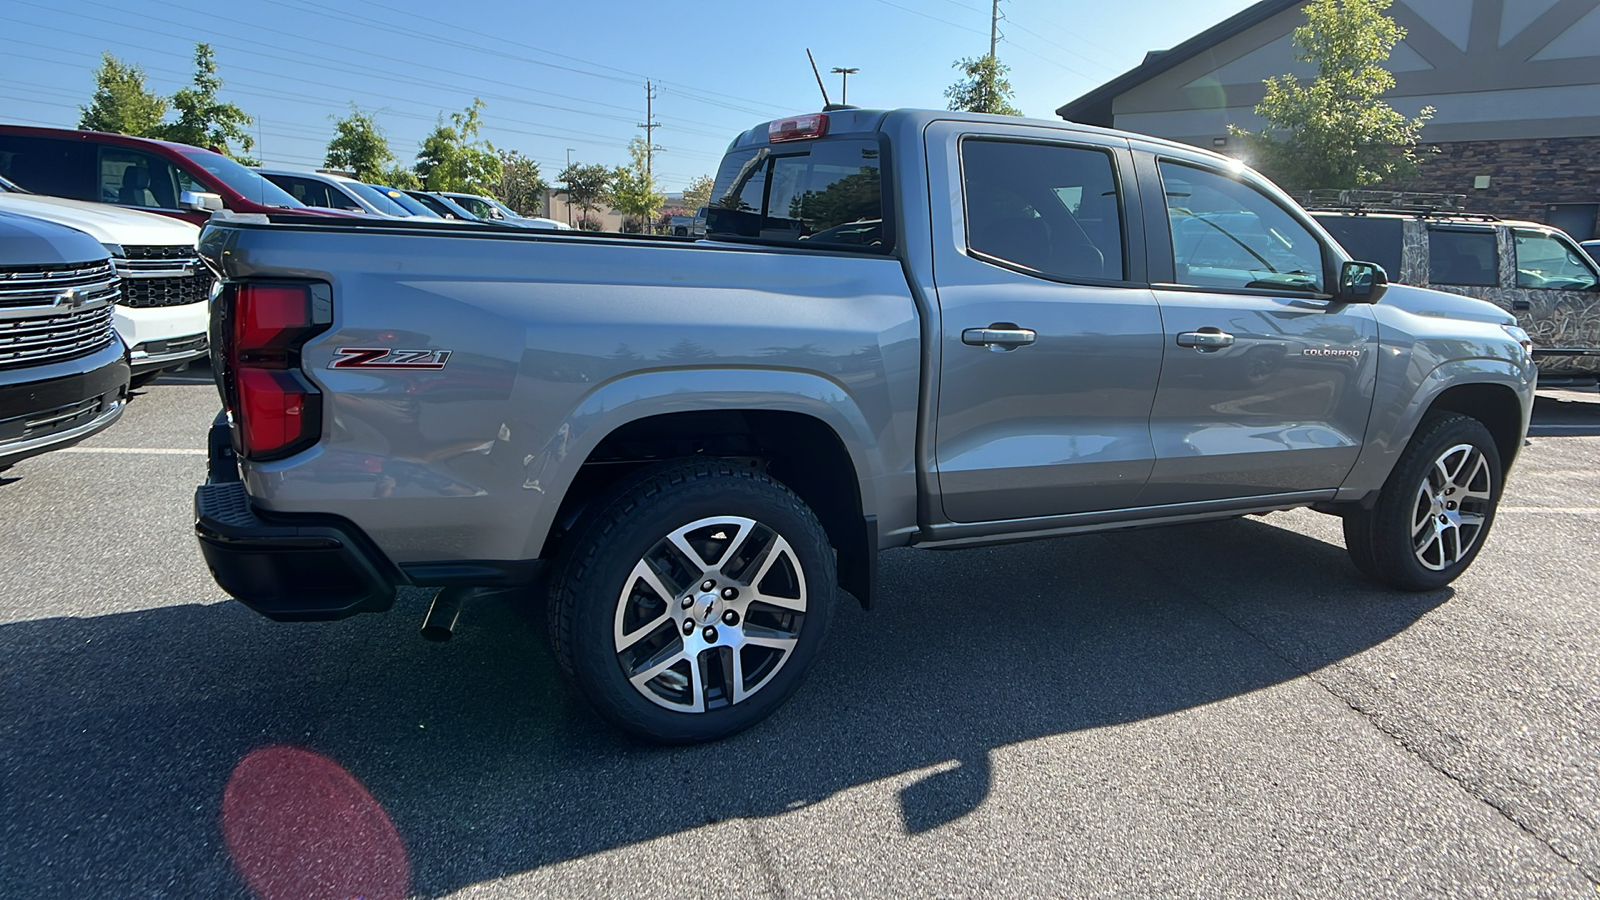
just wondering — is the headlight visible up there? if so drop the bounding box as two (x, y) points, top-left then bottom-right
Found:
(1501, 324), (1533, 355)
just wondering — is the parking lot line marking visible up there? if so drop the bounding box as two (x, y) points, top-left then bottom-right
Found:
(1500, 506), (1600, 514)
(57, 447), (206, 456)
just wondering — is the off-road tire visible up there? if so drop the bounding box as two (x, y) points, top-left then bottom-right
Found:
(548, 458), (836, 744)
(1344, 412), (1502, 591)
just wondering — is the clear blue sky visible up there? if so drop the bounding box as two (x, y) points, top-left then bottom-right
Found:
(2, 0), (1259, 192)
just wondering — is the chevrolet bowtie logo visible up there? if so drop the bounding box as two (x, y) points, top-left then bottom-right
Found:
(53, 288), (80, 308)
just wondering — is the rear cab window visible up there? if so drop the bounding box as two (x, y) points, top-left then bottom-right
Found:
(707, 138), (887, 251)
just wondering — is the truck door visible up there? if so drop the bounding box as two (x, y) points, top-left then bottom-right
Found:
(1137, 155), (1378, 505)
(1509, 227), (1600, 379)
(926, 123), (1164, 521)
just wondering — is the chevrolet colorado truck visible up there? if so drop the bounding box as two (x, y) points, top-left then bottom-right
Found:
(194, 109), (1536, 744)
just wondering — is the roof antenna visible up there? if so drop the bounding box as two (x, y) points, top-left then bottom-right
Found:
(806, 48), (833, 109)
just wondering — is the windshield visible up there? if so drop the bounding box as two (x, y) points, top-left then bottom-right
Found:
(372, 186), (439, 217)
(446, 194), (499, 219)
(339, 180), (410, 216)
(488, 198), (525, 219)
(180, 149), (304, 208)
(707, 138), (887, 251)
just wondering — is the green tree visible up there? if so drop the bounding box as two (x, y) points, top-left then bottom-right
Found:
(377, 164), (420, 190)
(325, 106), (396, 183)
(607, 137), (664, 233)
(497, 150), (548, 215)
(413, 99), (501, 194)
(155, 43), (256, 163)
(681, 173), (714, 211)
(559, 161), (612, 229)
(79, 52), (167, 136)
(1229, 0), (1433, 192)
(945, 55), (1021, 116)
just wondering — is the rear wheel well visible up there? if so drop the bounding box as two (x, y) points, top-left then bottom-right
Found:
(1424, 383), (1525, 474)
(542, 410), (875, 606)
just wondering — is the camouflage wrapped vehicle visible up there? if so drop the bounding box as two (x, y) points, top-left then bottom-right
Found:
(1310, 192), (1600, 384)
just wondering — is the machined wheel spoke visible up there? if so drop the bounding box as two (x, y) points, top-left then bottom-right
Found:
(1460, 487), (1493, 504)
(742, 632), (799, 652)
(1411, 509), (1434, 537)
(668, 517), (754, 574)
(615, 561), (677, 651)
(1458, 512), (1486, 528)
(729, 648), (748, 706)
(686, 650), (707, 713)
(628, 645), (687, 688)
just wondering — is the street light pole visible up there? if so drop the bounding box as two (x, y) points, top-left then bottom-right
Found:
(830, 67), (859, 106)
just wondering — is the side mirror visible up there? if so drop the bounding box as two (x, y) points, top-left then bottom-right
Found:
(1337, 260), (1388, 304)
(180, 190), (225, 213)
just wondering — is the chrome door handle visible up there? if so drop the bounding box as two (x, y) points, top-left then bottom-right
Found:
(962, 327), (1037, 348)
(1176, 329), (1235, 349)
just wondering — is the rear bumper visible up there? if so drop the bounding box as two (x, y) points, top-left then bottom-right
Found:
(194, 417), (400, 621)
(0, 343), (129, 469)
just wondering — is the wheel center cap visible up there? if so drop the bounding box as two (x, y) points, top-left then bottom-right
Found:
(695, 592), (719, 623)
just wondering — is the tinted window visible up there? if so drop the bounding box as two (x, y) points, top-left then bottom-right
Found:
(0, 135), (96, 200)
(1427, 229), (1498, 286)
(1515, 229), (1598, 291)
(1160, 161), (1323, 293)
(961, 139), (1123, 281)
(1313, 214), (1403, 282)
(98, 147), (184, 209)
(707, 139), (885, 250)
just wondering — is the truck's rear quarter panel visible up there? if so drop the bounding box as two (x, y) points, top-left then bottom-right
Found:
(214, 225), (921, 563)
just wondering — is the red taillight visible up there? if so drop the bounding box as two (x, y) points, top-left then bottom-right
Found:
(224, 283), (329, 460)
(768, 113), (828, 142)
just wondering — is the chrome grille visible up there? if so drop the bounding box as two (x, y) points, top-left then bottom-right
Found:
(0, 260), (119, 369)
(112, 246), (212, 309)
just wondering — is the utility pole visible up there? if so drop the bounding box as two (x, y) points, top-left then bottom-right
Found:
(638, 81), (661, 189)
(990, 0), (1001, 60)
(830, 67), (859, 106)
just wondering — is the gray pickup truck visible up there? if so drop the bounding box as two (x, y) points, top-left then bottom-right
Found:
(195, 109), (1536, 743)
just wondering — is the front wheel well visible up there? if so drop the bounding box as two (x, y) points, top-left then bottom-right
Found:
(542, 410), (875, 607)
(1423, 382), (1525, 475)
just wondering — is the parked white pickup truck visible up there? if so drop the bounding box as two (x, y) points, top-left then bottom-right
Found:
(0, 177), (209, 385)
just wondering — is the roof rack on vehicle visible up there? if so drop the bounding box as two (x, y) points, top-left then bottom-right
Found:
(1300, 189), (1499, 221)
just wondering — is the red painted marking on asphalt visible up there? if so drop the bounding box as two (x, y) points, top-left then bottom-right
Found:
(222, 746), (409, 900)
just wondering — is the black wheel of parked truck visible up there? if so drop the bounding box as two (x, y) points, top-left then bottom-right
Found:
(1344, 412), (1503, 591)
(548, 458), (836, 744)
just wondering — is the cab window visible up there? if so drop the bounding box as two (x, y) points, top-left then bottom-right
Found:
(1158, 161), (1323, 293)
(961, 139), (1124, 282)
(1514, 229), (1598, 291)
(98, 148), (183, 210)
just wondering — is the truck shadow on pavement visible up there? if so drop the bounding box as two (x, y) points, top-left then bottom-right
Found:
(0, 514), (1447, 897)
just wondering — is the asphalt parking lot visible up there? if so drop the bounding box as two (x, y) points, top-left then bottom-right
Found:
(2, 366), (1597, 899)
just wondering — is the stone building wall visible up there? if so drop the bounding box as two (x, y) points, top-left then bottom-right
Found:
(1393, 136), (1600, 238)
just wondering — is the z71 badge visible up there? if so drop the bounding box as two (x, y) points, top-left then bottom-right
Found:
(328, 348), (453, 370)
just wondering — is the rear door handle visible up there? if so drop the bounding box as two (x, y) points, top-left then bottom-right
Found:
(962, 326), (1037, 348)
(1176, 329), (1235, 349)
